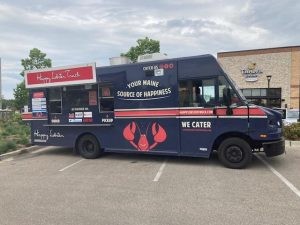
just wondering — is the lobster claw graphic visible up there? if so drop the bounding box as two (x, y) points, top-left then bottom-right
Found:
(149, 122), (167, 149)
(123, 121), (167, 151)
(123, 122), (138, 149)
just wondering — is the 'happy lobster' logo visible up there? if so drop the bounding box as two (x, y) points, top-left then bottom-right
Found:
(123, 122), (167, 151)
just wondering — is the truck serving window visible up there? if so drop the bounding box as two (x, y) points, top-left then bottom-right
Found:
(179, 79), (215, 108)
(64, 85), (98, 108)
(98, 85), (114, 112)
(49, 88), (62, 114)
(65, 86), (89, 107)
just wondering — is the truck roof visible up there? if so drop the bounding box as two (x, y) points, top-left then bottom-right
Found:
(97, 54), (225, 78)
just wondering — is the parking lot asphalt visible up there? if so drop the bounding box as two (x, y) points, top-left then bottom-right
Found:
(0, 146), (299, 225)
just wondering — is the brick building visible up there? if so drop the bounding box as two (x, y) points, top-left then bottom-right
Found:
(217, 46), (300, 109)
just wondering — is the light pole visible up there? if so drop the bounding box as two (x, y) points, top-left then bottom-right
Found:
(266, 75), (272, 108)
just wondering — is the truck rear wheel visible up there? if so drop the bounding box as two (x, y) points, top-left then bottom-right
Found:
(218, 137), (252, 169)
(77, 134), (103, 159)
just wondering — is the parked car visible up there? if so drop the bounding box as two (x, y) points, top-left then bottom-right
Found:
(283, 109), (299, 126)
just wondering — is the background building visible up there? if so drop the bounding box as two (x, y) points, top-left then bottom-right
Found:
(217, 46), (300, 109)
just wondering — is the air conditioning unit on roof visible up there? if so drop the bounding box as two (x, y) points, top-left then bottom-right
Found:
(137, 53), (168, 62)
(109, 56), (132, 65)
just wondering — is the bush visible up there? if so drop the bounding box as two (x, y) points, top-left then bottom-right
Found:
(0, 114), (31, 155)
(6, 141), (17, 151)
(1, 131), (9, 136)
(284, 123), (300, 140)
(0, 141), (8, 154)
(5, 126), (15, 135)
(19, 136), (30, 145)
(0, 140), (17, 154)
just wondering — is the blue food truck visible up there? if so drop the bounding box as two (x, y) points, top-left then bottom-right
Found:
(22, 54), (285, 168)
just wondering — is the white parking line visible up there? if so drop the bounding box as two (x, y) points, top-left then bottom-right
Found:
(255, 154), (300, 198)
(153, 159), (167, 182)
(59, 159), (85, 172)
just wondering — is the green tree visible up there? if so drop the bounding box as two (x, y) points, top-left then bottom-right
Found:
(20, 48), (52, 77)
(121, 37), (160, 62)
(13, 81), (28, 110)
(2, 98), (15, 110)
(13, 48), (52, 110)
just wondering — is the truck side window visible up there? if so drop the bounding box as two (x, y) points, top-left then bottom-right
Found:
(179, 79), (215, 108)
(99, 85), (114, 112)
(49, 88), (62, 114)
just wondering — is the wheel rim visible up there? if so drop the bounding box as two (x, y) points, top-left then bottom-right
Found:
(82, 140), (95, 153)
(225, 145), (243, 163)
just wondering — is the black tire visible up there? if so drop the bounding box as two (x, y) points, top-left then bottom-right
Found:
(77, 134), (102, 159)
(218, 137), (252, 169)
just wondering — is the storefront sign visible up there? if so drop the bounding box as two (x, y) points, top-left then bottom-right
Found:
(241, 62), (263, 82)
(25, 63), (96, 88)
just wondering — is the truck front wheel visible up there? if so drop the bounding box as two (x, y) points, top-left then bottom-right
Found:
(218, 137), (252, 169)
(77, 134), (103, 159)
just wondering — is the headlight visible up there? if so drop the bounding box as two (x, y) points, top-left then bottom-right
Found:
(268, 118), (281, 128)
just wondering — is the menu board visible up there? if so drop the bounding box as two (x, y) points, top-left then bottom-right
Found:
(32, 92), (47, 119)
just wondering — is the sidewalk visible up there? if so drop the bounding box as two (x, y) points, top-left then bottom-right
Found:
(285, 140), (300, 147)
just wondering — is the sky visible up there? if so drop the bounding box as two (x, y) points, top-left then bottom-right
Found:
(0, 0), (299, 99)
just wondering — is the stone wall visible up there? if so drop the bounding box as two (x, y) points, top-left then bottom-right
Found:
(218, 52), (292, 108)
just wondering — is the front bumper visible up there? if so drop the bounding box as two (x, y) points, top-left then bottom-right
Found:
(263, 138), (285, 157)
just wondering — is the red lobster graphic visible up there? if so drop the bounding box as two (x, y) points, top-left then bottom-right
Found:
(123, 122), (167, 151)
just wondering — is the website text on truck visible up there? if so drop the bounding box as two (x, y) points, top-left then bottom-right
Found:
(22, 54), (285, 169)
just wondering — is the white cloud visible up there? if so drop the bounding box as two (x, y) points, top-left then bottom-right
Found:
(0, 0), (299, 99)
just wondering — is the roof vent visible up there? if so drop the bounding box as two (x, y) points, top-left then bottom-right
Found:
(137, 53), (168, 62)
(109, 56), (131, 65)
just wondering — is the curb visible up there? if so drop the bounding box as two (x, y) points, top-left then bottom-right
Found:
(0, 145), (41, 161)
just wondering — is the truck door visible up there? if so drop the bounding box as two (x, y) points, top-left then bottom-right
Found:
(179, 78), (217, 157)
(213, 75), (249, 145)
(179, 75), (249, 157)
